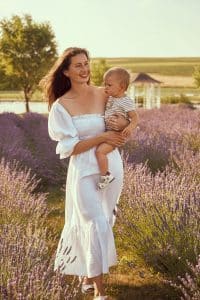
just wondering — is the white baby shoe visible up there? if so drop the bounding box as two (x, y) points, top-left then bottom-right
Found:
(97, 173), (115, 189)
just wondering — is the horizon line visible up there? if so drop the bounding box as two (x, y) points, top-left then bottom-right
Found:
(91, 56), (200, 59)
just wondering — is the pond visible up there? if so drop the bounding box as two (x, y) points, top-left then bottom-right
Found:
(0, 101), (48, 114)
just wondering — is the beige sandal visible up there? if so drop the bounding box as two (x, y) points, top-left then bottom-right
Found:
(81, 283), (94, 294)
(78, 276), (94, 294)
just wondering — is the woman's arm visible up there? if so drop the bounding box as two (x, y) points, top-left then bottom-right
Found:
(71, 131), (126, 155)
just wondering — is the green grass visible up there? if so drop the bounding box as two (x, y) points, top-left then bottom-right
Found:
(161, 87), (200, 103)
(161, 87), (199, 95)
(0, 90), (24, 100)
(0, 89), (43, 101)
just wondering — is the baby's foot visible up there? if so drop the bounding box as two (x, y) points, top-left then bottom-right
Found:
(97, 173), (115, 189)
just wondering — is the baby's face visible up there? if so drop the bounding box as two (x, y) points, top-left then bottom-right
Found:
(104, 74), (124, 97)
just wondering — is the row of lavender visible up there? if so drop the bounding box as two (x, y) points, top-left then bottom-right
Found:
(0, 112), (67, 190)
(118, 105), (200, 299)
(1, 106), (199, 186)
(0, 105), (200, 298)
(0, 159), (79, 299)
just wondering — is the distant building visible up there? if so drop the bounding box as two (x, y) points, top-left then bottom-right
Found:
(129, 73), (162, 109)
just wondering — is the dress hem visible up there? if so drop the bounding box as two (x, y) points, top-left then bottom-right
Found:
(53, 261), (117, 278)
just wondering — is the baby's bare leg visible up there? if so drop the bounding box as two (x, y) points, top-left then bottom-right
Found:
(96, 143), (114, 175)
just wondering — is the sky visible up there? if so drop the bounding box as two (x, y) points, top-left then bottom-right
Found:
(0, 0), (200, 58)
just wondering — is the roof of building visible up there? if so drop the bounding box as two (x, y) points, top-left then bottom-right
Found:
(132, 72), (162, 84)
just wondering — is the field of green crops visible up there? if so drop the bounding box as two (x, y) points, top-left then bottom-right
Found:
(93, 57), (200, 76)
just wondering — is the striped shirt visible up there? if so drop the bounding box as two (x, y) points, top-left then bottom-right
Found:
(105, 95), (135, 130)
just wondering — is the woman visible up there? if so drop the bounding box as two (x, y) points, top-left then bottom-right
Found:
(41, 47), (130, 300)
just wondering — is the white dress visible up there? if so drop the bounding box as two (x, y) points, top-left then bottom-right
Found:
(48, 99), (123, 278)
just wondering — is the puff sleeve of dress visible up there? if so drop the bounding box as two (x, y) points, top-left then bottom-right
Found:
(48, 102), (80, 159)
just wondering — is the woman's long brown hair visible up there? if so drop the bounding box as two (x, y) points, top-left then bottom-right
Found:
(39, 47), (90, 111)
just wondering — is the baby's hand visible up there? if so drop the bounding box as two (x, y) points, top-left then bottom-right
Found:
(122, 125), (132, 138)
(106, 113), (129, 131)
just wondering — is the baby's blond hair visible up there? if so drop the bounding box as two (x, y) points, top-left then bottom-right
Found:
(104, 67), (130, 90)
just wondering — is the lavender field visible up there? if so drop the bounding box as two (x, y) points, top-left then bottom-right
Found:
(0, 105), (200, 299)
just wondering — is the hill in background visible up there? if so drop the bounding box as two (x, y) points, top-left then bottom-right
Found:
(92, 57), (200, 77)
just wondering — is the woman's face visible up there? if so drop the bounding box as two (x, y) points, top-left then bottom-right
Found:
(64, 53), (90, 84)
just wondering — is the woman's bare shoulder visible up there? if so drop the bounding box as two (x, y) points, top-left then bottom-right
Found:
(57, 92), (74, 104)
(92, 86), (107, 101)
(96, 86), (105, 94)
(90, 85), (103, 93)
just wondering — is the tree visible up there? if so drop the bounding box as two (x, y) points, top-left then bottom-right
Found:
(0, 58), (21, 90)
(0, 14), (57, 112)
(91, 59), (110, 86)
(193, 66), (200, 88)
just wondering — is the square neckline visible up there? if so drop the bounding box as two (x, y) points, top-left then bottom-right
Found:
(55, 99), (104, 119)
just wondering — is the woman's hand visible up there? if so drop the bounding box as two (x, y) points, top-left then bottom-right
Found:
(102, 131), (126, 147)
(106, 113), (129, 131)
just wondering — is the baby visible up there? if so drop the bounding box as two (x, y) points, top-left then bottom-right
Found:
(96, 67), (138, 189)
